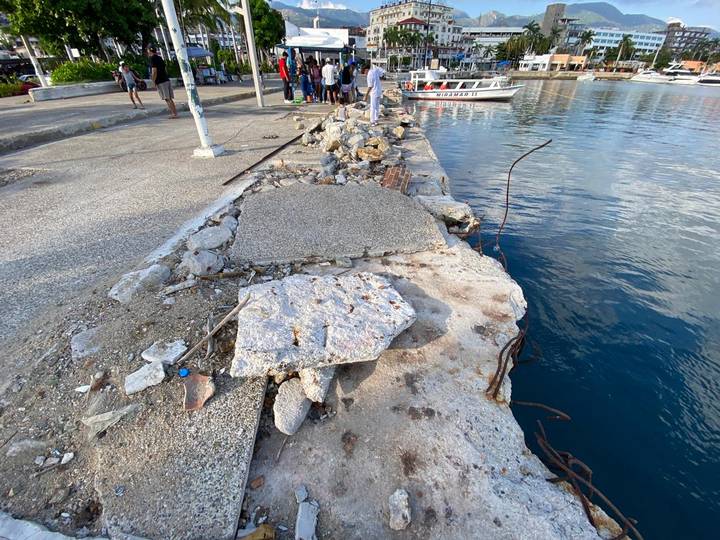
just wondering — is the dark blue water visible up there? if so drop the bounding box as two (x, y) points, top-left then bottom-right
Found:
(413, 80), (720, 539)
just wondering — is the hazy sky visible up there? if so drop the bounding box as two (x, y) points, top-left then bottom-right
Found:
(294, 1), (720, 29)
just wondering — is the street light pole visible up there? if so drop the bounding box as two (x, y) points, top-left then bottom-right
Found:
(234, 0), (264, 108)
(159, 0), (224, 158)
(21, 35), (48, 87)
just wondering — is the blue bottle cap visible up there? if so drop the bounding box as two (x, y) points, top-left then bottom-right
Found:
(178, 368), (190, 378)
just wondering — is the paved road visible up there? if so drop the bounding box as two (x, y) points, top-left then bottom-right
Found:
(0, 91), (329, 347)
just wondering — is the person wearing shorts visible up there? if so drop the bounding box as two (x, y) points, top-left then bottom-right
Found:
(118, 61), (144, 110)
(147, 46), (177, 118)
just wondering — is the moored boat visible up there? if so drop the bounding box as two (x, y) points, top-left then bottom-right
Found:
(400, 69), (524, 101)
(576, 71), (595, 82)
(698, 72), (720, 86)
(665, 62), (699, 85)
(630, 69), (673, 84)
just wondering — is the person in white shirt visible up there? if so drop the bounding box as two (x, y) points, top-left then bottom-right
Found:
(364, 61), (386, 125)
(321, 58), (338, 104)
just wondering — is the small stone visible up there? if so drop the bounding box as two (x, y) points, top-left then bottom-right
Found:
(82, 404), (140, 440)
(334, 257), (352, 268)
(299, 367), (336, 403)
(294, 484), (308, 503)
(221, 215), (238, 232)
(5, 439), (47, 458)
(34, 455), (45, 466)
(273, 378), (311, 435)
(187, 225), (232, 251)
(249, 475), (265, 489)
(43, 457), (60, 467)
(178, 250), (224, 276)
(392, 126), (406, 139)
(109, 264), (171, 303)
(389, 488), (411, 530)
(335, 173), (347, 185)
(70, 327), (102, 360)
(295, 122), (305, 130)
(141, 339), (187, 365)
(163, 297), (176, 305)
(74, 385), (91, 394)
(124, 361), (165, 395)
(61, 452), (74, 465)
(295, 500), (319, 540)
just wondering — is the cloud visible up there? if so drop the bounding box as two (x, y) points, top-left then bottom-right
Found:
(297, 0), (348, 9)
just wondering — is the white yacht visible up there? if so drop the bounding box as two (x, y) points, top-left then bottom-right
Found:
(665, 63), (699, 85)
(630, 69), (673, 84)
(400, 69), (524, 101)
(576, 71), (595, 82)
(698, 72), (720, 86)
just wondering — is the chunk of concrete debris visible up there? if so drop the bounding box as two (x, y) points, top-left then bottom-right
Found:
(178, 249), (224, 276)
(392, 126), (406, 139)
(182, 374), (216, 411)
(187, 225), (232, 251)
(160, 279), (197, 296)
(415, 195), (480, 235)
(221, 215), (238, 232)
(295, 500), (319, 540)
(299, 367), (335, 403)
(388, 488), (411, 530)
(5, 439), (47, 458)
(124, 361), (165, 395)
(141, 339), (187, 365)
(109, 264), (171, 303)
(0, 511), (106, 540)
(70, 327), (101, 360)
(230, 273), (416, 378)
(61, 452), (74, 465)
(356, 146), (384, 162)
(273, 378), (311, 435)
(81, 404), (140, 440)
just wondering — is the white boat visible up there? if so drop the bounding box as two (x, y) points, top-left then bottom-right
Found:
(629, 69), (673, 84)
(576, 71), (595, 82)
(697, 72), (720, 86)
(665, 62), (699, 85)
(400, 69), (524, 101)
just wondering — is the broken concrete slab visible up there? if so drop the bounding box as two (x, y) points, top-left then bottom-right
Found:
(415, 195), (480, 235)
(94, 377), (266, 540)
(124, 361), (165, 395)
(230, 184), (445, 265)
(82, 404), (140, 440)
(295, 500), (319, 540)
(109, 264), (171, 304)
(141, 339), (187, 365)
(230, 273), (416, 378)
(388, 488), (411, 530)
(187, 225), (232, 251)
(273, 378), (311, 436)
(299, 367), (335, 403)
(70, 327), (101, 360)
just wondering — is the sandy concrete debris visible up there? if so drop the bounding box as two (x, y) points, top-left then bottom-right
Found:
(108, 264), (171, 304)
(388, 488), (411, 530)
(415, 194), (480, 235)
(273, 378), (312, 435)
(124, 361), (165, 395)
(70, 327), (101, 360)
(187, 225), (233, 251)
(5, 438), (47, 457)
(230, 273), (416, 378)
(230, 183), (445, 265)
(295, 499), (319, 540)
(81, 404), (140, 440)
(141, 339), (187, 365)
(0, 511), (104, 540)
(299, 367), (336, 403)
(178, 249), (225, 276)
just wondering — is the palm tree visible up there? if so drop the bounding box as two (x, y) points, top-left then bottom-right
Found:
(549, 26), (562, 48)
(578, 29), (595, 55)
(618, 34), (634, 61)
(523, 20), (541, 53)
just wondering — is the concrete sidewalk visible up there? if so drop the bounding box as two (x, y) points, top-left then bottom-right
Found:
(0, 81), (281, 154)
(0, 92), (330, 348)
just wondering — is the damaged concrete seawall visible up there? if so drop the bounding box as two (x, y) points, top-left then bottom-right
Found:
(244, 118), (620, 539)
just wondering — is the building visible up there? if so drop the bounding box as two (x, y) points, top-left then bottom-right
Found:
(541, 3), (566, 36)
(461, 26), (524, 50)
(367, 1), (462, 57)
(519, 53), (586, 71)
(662, 21), (712, 57)
(587, 29), (665, 58)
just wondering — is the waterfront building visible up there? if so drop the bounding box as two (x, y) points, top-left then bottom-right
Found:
(518, 53), (586, 71)
(662, 21), (712, 57)
(367, 1), (462, 58)
(586, 29), (665, 59)
(541, 3), (566, 36)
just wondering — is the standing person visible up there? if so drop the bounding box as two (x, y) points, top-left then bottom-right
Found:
(321, 58), (337, 104)
(339, 60), (355, 104)
(365, 60), (386, 126)
(147, 46), (177, 118)
(279, 51), (293, 103)
(299, 64), (313, 103)
(118, 61), (144, 110)
(310, 58), (322, 103)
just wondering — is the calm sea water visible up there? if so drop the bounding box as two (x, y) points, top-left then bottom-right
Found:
(413, 80), (720, 539)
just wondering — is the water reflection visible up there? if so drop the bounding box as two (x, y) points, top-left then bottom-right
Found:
(414, 80), (720, 540)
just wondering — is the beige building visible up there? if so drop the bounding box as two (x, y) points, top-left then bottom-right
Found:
(541, 3), (566, 35)
(367, 1), (462, 54)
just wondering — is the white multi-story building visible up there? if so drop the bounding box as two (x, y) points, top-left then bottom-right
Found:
(461, 27), (524, 49)
(367, 1), (462, 54)
(587, 29), (665, 58)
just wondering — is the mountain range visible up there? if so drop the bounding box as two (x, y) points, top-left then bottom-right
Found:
(272, 2), (671, 32)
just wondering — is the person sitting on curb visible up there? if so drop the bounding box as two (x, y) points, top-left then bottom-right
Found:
(147, 45), (177, 119)
(117, 61), (145, 110)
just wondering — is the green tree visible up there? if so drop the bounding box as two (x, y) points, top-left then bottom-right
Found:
(523, 20), (541, 53)
(247, 0), (284, 54)
(640, 47), (672, 69)
(578, 29), (595, 55)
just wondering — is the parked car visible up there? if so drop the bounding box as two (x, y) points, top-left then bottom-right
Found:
(18, 74), (38, 83)
(19, 80), (39, 94)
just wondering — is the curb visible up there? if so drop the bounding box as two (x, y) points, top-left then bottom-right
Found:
(0, 87), (282, 156)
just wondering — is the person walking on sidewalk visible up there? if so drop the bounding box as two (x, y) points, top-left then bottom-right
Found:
(365, 61), (385, 126)
(279, 51), (293, 103)
(118, 61), (145, 110)
(147, 46), (177, 118)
